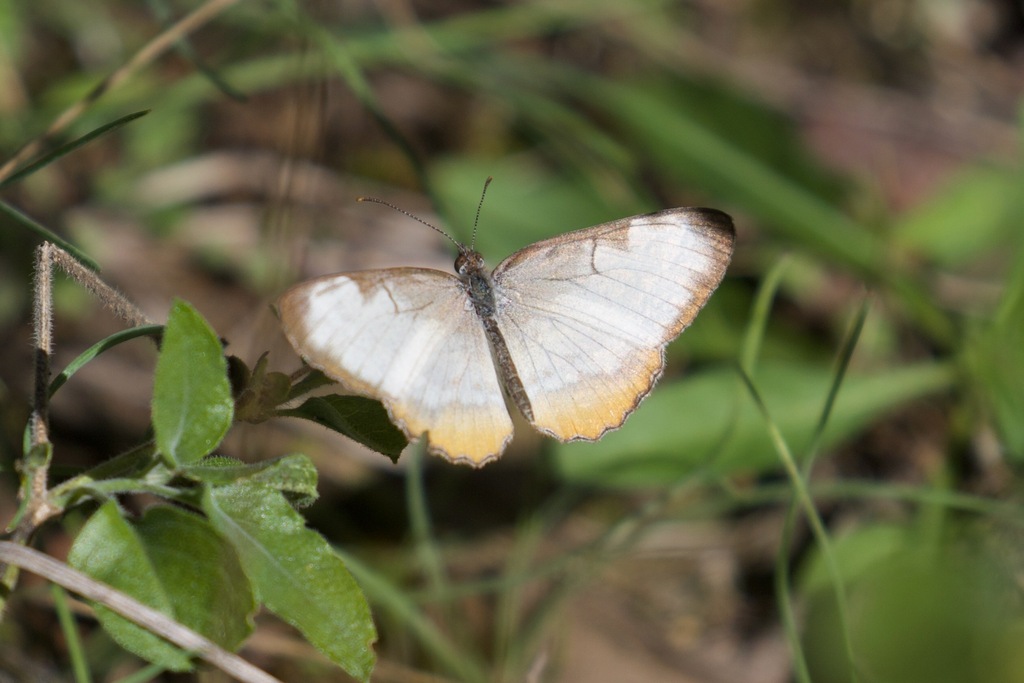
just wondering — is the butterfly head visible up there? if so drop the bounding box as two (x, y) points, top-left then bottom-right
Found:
(455, 248), (487, 278)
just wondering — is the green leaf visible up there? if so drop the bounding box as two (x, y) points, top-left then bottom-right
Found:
(203, 483), (377, 682)
(183, 454), (319, 506)
(892, 165), (1024, 267)
(800, 525), (1021, 683)
(68, 501), (256, 671)
(152, 300), (233, 466)
(555, 360), (955, 487)
(798, 523), (909, 595)
(278, 395), (407, 461)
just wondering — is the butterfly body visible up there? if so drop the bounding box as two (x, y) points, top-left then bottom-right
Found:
(279, 207), (735, 466)
(457, 247), (536, 425)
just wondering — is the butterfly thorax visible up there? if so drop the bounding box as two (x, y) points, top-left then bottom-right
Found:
(454, 247), (535, 422)
(455, 249), (494, 314)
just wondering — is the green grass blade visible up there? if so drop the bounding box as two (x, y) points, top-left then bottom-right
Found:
(335, 548), (488, 683)
(774, 535), (812, 683)
(49, 324), (163, 397)
(0, 110), (150, 190)
(775, 297), (871, 683)
(738, 367), (860, 683)
(741, 255), (792, 375)
(404, 447), (453, 616)
(0, 201), (100, 271)
(53, 585), (93, 683)
(808, 298), (871, 466)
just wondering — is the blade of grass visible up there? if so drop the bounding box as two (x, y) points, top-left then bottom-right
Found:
(53, 585), (92, 683)
(0, 110), (150, 191)
(334, 547), (488, 682)
(146, 0), (247, 102)
(774, 296), (871, 683)
(774, 547), (812, 683)
(737, 368), (860, 683)
(0, 202), (99, 271)
(0, 0), (241, 184)
(804, 298), (871, 466)
(404, 447), (448, 600)
(49, 325), (163, 397)
(740, 255), (792, 375)
(494, 512), (549, 678)
(403, 445), (475, 666)
(705, 254), (791, 495)
(735, 255), (813, 682)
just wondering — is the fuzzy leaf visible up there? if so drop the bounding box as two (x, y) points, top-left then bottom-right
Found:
(68, 502), (255, 671)
(203, 483), (377, 681)
(184, 453), (319, 506)
(152, 300), (233, 465)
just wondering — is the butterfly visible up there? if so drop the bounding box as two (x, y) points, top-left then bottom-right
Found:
(278, 204), (735, 466)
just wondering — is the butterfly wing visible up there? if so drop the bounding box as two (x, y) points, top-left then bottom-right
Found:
(491, 208), (735, 441)
(278, 269), (513, 466)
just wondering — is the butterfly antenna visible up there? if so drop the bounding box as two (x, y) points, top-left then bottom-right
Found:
(357, 196), (461, 248)
(471, 176), (493, 250)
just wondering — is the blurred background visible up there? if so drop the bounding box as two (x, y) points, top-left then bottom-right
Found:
(1, 0), (1023, 681)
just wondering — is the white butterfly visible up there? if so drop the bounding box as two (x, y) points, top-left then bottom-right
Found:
(279, 206), (735, 466)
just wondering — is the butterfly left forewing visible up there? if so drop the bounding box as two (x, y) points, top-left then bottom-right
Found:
(491, 208), (734, 441)
(278, 269), (514, 465)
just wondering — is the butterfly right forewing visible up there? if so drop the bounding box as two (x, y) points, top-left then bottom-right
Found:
(490, 208), (735, 442)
